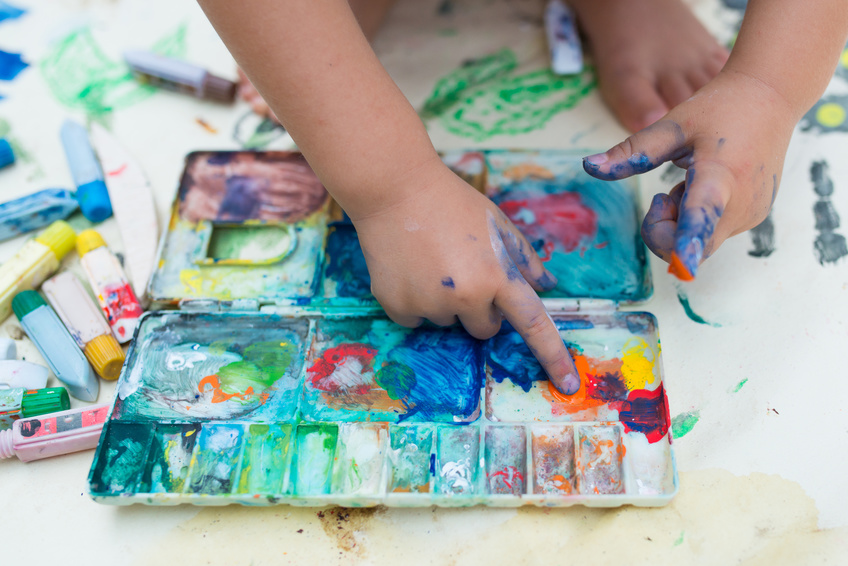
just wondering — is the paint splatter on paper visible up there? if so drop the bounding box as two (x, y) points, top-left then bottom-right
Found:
(810, 161), (848, 265)
(748, 214), (775, 257)
(676, 288), (721, 327)
(671, 410), (700, 439)
(0, 49), (27, 81)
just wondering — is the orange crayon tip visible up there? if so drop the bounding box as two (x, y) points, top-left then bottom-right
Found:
(668, 252), (694, 281)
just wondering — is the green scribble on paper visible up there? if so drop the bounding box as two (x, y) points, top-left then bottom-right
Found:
(420, 48), (596, 141)
(674, 531), (684, 546)
(731, 378), (748, 393)
(421, 49), (517, 119)
(671, 410), (700, 439)
(40, 24), (187, 118)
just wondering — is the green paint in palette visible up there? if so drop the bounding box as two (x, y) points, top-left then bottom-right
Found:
(292, 424), (338, 496)
(388, 425), (434, 494)
(331, 423), (387, 497)
(140, 423), (200, 494)
(237, 424), (291, 495)
(89, 422), (152, 495)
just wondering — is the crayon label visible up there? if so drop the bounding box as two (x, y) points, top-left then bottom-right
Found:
(18, 405), (109, 438)
(0, 388), (24, 427)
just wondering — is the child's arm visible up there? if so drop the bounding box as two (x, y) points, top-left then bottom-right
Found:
(197, 0), (581, 393)
(583, 0), (848, 279)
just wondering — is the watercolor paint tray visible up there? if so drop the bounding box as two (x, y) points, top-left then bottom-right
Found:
(88, 310), (676, 507)
(89, 149), (675, 507)
(146, 149), (651, 307)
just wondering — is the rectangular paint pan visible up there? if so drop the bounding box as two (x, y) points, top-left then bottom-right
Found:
(89, 150), (678, 508)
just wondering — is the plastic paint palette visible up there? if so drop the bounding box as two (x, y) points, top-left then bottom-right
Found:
(88, 150), (677, 507)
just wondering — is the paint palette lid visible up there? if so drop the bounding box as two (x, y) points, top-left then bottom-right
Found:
(148, 150), (651, 308)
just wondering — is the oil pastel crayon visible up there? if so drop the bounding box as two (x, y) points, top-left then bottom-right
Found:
(0, 403), (109, 462)
(0, 138), (13, 169)
(43, 272), (125, 380)
(0, 188), (79, 242)
(124, 50), (237, 103)
(544, 0), (583, 75)
(11, 291), (99, 402)
(60, 119), (113, 223)
(0, 220), (76, 323)
(76, 229), (143, 343)
(0, 337), (49, 389)
(0, 386), (70, 431)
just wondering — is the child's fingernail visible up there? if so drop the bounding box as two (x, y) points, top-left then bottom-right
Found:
(584, 153), (609, 166)
(537, 269), (558, 291)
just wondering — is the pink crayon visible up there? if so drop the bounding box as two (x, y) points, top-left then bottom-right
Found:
(0, 404), (109, 462)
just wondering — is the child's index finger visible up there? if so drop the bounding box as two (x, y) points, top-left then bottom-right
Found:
(493, 280), (580, 396)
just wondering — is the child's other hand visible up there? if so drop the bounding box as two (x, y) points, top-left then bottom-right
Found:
(352, 162), (581, 394)
(583, 69), (796, 280)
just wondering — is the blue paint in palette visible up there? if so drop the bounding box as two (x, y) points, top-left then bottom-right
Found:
(323, 223), (372, 298)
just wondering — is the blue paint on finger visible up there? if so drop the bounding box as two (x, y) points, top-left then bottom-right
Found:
(441, 277), (455, 289)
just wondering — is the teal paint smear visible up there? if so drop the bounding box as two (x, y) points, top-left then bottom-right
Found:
(674, 531), (685, 546)
(671, 410), (700, 439)
(732, 378), (748, 393)
(676, 289), (721, 327)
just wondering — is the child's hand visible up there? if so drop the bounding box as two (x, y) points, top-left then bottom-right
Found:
(582, 69), (797, 279)
(351, 162), (581, 394)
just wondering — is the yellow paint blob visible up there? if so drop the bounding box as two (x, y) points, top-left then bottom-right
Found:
(620, 337), (657, 390)
(180, 269), (203, 295)
(840, 48), (848, 68)
(816, 103), (846, 128)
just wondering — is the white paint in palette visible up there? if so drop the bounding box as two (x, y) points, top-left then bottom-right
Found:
(622, 431), (675, 496)
(0, 338), (48, 389)
(89, 123), (159, 303)
(333, 424), (386, 496)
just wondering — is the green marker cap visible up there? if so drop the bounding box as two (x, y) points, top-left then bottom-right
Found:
(11, 290), (47, 320)
(20, 387), (70, 418)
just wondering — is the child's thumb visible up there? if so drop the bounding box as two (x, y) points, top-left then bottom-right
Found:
(582, 120), (689, 181)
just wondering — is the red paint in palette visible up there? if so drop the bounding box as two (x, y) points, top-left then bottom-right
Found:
(307, 343), (378, 394)
(499, 192), (598, 254)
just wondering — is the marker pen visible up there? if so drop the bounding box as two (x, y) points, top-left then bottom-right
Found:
(0, 386), (70, 431)
(42, 272), (125, 380)
(11, 291), (99, 402)
(0, 188), (79, 242)
(0, 337), (49, 390)
(0, 220), (76, 323)
(60, 119), (113, 223)
(0, 138), (14, 169)
(124, 50), (236, 103)
(0, 403), (109, 462)
(76, 230), (143, 343)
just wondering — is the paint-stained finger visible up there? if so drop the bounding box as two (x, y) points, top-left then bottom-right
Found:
(669, 163), (733, 281)
(494, 281), (579, 395)
(641, 189), (680, 263)
(496, 222), (558, 293)
(583, 120), (690, 181)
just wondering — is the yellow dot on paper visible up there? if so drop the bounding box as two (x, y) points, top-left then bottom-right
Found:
(840, 49), (848, 68)
(816, 103), (846, 128)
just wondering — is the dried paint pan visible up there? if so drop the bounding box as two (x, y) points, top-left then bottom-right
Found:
(89, 150), (676, 507)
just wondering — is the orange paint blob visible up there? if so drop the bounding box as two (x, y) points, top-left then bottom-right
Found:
(668, 252), (694, 281)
